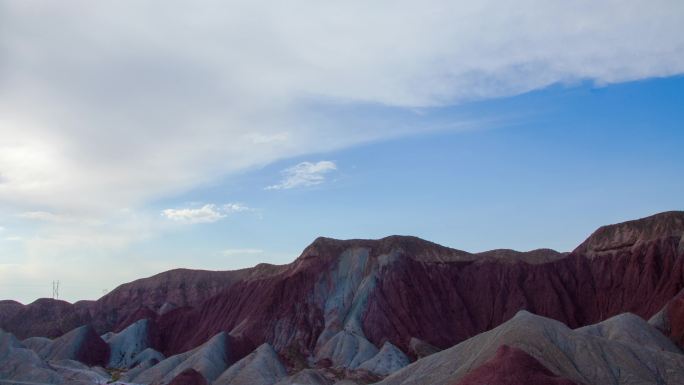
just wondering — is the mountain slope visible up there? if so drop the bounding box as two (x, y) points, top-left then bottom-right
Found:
(577, 312), (681, 353)
(144, 211), (684, 360)
(1, 265), (287, 339)
(454, 345), (578, 385)
(213, 343), (287, 385)
(23, 324), (109, 367)
(102, 318), (165, 368)
(129, 331), (233, 385)
(0, 329), (63, 384)
(2, 211), (684, 384)
(378, 311), (684, 385)
(0, 298), (92, 339)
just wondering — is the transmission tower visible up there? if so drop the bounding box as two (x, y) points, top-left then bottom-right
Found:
(52, 280), (60, 300)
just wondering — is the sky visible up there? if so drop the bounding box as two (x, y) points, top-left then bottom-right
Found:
(1, 1), (683, 303)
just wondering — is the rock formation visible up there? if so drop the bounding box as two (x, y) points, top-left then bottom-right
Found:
(23, 324), (109, 367)
(2, 211), (684, 385)
(378, 310), (684, 385)
(453, 344), (578, 385)
(213, 343), (287, 385)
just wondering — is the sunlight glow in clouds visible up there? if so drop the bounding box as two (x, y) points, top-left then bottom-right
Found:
(1, 1), (683, 216)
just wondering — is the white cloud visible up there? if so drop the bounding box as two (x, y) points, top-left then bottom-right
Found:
(3, 236), (23, 242)
(162, 203), (250, 224)
(162, 205), (225, 224)
(1, 1), (683, 214)
(222, 203), (250, 213)
(266, 161), (337, 190)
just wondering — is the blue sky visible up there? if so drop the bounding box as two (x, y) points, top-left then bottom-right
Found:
(1, 1), (683, 303)
(145, 76), (684, 268)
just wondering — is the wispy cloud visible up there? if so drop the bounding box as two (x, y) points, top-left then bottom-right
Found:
(266, 161), (337, 190)
(162, 203), (250, 224)
(16, 211), (105, 227)
(222, 203), (251, 213)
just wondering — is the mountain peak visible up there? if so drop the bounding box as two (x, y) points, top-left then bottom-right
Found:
(299, 235), (470, 263)
(574, 211), (684, 257)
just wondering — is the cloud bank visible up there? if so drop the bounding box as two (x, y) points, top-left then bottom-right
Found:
(1, 1), (683, 214)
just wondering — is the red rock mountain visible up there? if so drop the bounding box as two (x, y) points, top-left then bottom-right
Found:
(574, 210), (684, 257)
(0, 298), (91, 339)
(3, 211), (684, 364)
(0, 265), (286, 338)
(649, 287), (684, 349)
(147, 211), (684, 359)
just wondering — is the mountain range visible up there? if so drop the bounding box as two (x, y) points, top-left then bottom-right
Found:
(1, 210), (684, 385)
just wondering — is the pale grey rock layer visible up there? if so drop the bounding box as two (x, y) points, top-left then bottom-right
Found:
(315, 330), (379, 370)
(131, 331), (230, 385)
(0, 329), (63, 384)
(213, 343), (287, 385)
(378, 311), (684, 385)
(104, 318), (165, 369)
(23, 325), (100, 362)
(576, 312), (682, 354)
(358, 342), (409, 376)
